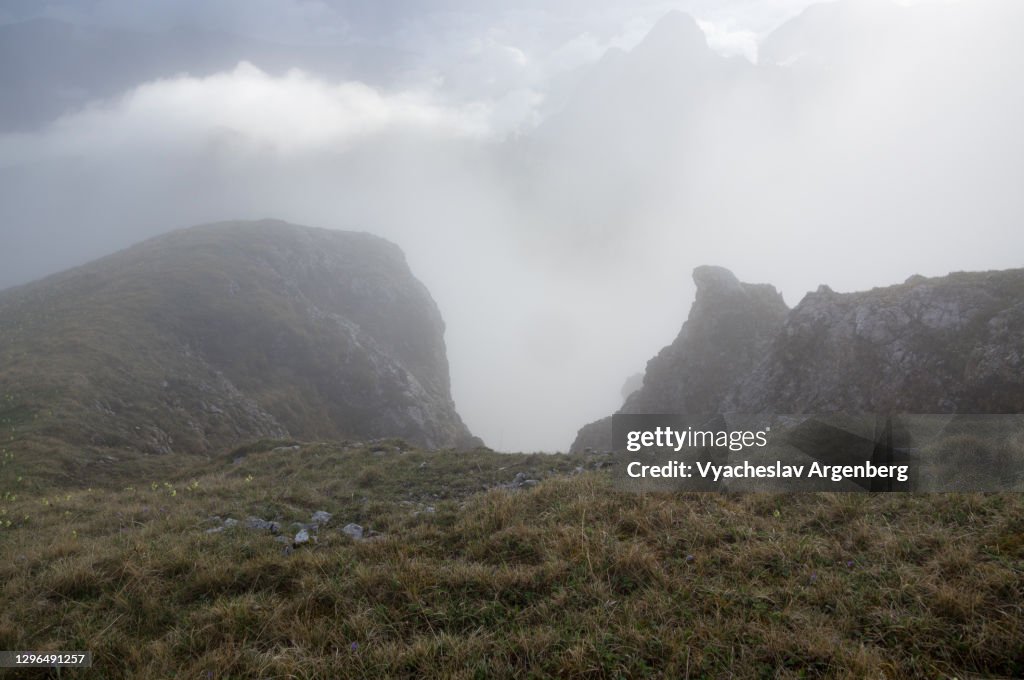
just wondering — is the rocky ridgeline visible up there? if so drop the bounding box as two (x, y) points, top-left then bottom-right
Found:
(572, 266), (1024, 451)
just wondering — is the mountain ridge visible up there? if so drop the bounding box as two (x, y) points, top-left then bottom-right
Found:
(571, 265), (1024, 452)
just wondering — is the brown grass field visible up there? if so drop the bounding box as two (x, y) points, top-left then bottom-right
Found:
(0, 440), (1022, 678)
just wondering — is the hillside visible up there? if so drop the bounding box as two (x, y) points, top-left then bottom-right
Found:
(0, 442), (1021, 677)
(0, 220), (479, 485)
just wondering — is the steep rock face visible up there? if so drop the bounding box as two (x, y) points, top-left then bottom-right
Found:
(570, 266), (1024, 452)
(728, 271), (1024, 413)
(0, 220), (480, 453)
(625, 266), (790, 414)
(571, 266), (789, 451)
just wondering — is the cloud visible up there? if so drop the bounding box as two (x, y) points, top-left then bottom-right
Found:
(0, 62), (501, 165)
(696, 19), (758, 60)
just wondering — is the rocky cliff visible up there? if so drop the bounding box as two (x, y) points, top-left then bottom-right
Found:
(0, 220), (480, 455)
(571, 266), (789, 451)
(571, 266), (1024, 451)
(728, 271), (1024, 414)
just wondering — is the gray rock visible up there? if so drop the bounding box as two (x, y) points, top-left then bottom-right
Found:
(692, 265), (743, 295)
(205, 516), (240, 534)
(294, 528), (310, 545)
(311, 510), (332, 525)
(496, 473), (542, 490)
(245, 517), (281, 533)
(342, 523), (364, 540)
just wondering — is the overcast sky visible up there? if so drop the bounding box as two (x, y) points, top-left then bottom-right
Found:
(0, 1), (842, 51)
(2, 0), (1021, 451)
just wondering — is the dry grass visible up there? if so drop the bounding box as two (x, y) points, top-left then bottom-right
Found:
(0, 443), (1022, 678)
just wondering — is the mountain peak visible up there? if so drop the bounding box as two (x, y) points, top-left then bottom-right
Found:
(693, 265), (742, 295)
(632, 10), (709, 61)
(570, 265), (788, 452)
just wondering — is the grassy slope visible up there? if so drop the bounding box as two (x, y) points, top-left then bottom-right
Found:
(0, 221), (476, 464)
(0, 228), (292, 462)
(0, 443), (1022, 679)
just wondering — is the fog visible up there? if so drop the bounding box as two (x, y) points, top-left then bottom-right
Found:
(2, 0), (1023, 451)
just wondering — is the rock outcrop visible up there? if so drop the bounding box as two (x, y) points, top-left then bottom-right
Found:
(571, 266), (789, 451)
(571, 266), (1024, 451)
(0, 220), (480, 454)
(728, 270), (1024, 414)
(624, 266), (790, 414)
